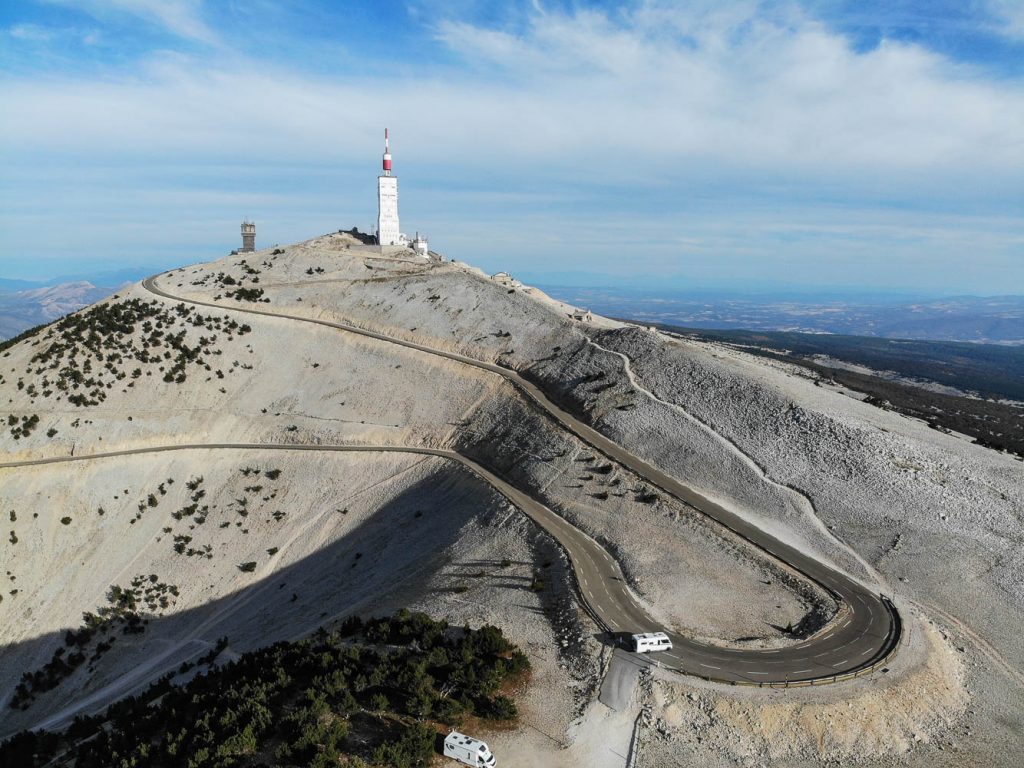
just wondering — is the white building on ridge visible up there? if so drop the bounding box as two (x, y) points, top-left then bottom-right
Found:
(376, 128), (403, 247)
(411, 231), (429, 257)
(375, 129), (431, 258)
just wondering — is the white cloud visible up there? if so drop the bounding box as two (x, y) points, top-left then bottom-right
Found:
(41, 0), (217, 44)
(426, 3), (1024, 175)
(4, 21), (103, 47)
(8, 23), (55, 41)
(2, 3), (1021, 178)
(985, 0), (1024, 40)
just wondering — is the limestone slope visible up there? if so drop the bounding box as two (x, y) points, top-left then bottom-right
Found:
(2, 231), (1020, 765)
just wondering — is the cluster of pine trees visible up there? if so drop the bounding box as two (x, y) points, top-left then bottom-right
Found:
(1, 610), (529, 768)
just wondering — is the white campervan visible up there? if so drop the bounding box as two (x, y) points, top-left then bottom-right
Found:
(444, 731), (496, 767)
(630, 632), (673, 653)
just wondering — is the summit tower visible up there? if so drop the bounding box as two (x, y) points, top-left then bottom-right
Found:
(240, 221), (255, 253)
(376, 129), (402, 246)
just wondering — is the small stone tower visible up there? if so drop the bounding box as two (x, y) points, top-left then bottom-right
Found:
(240, 221), (256, 253)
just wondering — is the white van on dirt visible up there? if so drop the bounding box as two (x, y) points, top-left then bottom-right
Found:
(630, 632), (673, 653)
(444, 731), (496, 767)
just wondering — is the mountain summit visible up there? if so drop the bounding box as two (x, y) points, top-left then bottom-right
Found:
(1, 232), (1020, 766)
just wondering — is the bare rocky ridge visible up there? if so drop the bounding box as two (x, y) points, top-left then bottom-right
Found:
(2, 231), (1021, 765)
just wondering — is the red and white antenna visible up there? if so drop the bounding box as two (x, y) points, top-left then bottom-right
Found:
(382, 128), (392, 176)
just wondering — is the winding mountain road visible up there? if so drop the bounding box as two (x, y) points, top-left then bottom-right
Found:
(1, 440), (894, 687)
(14, 272), (900, 685)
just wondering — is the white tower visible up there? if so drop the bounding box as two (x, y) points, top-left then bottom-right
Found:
(377, 128), (402, 246)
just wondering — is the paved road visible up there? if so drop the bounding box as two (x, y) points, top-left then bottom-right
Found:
(600, 649), (646, 711)
(72, 274), (898, 685)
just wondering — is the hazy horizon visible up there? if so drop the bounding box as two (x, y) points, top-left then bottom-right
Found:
(3, 262), (1024, 303)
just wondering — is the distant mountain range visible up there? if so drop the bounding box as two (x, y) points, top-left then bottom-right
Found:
(539, 287), (1024, 345)
(0, 268), (149, 340)
(5, 272), (1023, 346)
(0, 281), (123, 340)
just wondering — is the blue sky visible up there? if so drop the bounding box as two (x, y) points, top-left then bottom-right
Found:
(1, 1), (1022, 295)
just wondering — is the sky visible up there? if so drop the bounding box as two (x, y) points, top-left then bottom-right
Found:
(0, 0), (1022, 295)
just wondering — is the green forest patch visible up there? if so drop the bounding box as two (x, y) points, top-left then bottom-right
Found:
(2, 610), (529, 768)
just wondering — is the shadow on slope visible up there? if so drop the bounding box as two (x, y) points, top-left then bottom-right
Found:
(0, 464), (530, 738)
